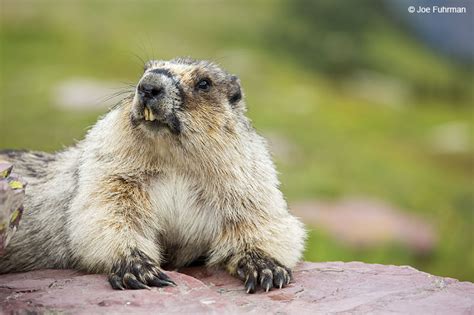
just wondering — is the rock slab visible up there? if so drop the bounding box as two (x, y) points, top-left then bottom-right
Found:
(0, 262), (473, 314)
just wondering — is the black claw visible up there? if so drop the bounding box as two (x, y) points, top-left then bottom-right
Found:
(285, 272), (292, 285)
(155, 271), (176, 286)
(108, 249), (175, 290)
(260, 272), (274, 292)
(244, 266), (258, 294)
(109, 274), (125, 290)
(123, 274), (150, 290)
(236, 252), (293, 293)
(157, 271), (173, 282)
(245, 277), (257, 294)
(285, 268), (293, 283)
(273, 271), (285, 289)
(149, 277), (176, 287)
(162, 280), (177, 287)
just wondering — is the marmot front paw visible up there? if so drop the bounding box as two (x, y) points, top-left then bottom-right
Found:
(108, 249), (176, 290)
(236, 252), (292, 294)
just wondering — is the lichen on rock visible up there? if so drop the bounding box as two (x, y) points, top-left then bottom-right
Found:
(0, 162), (26, 254)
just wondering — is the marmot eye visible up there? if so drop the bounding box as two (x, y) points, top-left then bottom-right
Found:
(196, 79), (211, 91)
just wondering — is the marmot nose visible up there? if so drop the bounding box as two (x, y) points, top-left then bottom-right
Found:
(137, 83), (164, 102)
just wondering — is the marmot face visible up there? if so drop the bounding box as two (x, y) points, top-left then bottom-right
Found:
(130, 58), (244, 142)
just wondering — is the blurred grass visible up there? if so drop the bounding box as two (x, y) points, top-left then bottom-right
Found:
(0, 0), (473, 281)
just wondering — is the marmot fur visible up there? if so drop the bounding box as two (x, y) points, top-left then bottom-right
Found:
(0, 58), (306, 293)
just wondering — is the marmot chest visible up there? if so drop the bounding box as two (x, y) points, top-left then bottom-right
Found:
(147, 173), (219, 267)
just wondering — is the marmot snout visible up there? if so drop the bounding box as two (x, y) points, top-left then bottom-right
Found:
(132, 68), (184, 135)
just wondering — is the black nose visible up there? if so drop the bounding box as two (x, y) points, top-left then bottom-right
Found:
(138, 83), (164, 101)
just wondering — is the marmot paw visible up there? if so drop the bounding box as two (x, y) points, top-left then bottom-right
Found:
(108, 249), (176, 290)
(236, 252), (292, 294)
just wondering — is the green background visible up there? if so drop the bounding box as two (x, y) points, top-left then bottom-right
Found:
(0, 0), (472, 281)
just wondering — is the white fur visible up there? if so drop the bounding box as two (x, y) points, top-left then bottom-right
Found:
(0, 59), (307, 285)
(148, 172), (221, 267)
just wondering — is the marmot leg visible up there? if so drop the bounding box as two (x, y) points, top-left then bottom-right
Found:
(68, 174), (174, 290)
(207, 214), (305, 293)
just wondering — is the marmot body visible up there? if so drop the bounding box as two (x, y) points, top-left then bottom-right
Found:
(0, 58), (306, 293)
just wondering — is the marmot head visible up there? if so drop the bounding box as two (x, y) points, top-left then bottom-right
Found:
(130, 58), (246, 144)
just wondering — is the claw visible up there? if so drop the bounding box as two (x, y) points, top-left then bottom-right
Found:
(109, 250), (176, 291)
(245, 282), (256, 294)
(158, 271), (176, 284)
(109, 274), (125, 290)
(244, 272), (257, 294)
(123, 273), (150, 290)
(163, 279), (177, 287)
(149, 277), (176, 288)
(236, 253), (292, 293)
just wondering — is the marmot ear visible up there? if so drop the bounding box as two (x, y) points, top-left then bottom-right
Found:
(228, 75), (243, 108)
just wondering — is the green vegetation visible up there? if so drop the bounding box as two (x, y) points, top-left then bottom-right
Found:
(0, 0), (472, 281)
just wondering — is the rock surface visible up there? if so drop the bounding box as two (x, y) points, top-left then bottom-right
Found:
(1, 262), (472, 314)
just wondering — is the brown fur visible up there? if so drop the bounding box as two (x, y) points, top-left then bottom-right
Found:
(0, 58), (306, 293)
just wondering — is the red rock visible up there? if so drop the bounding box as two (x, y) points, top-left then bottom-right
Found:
(1, 262), (472, 314)
(292, 199), (436, 253)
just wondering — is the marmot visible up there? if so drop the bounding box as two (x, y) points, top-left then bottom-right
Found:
(0, 58), (306, 293)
